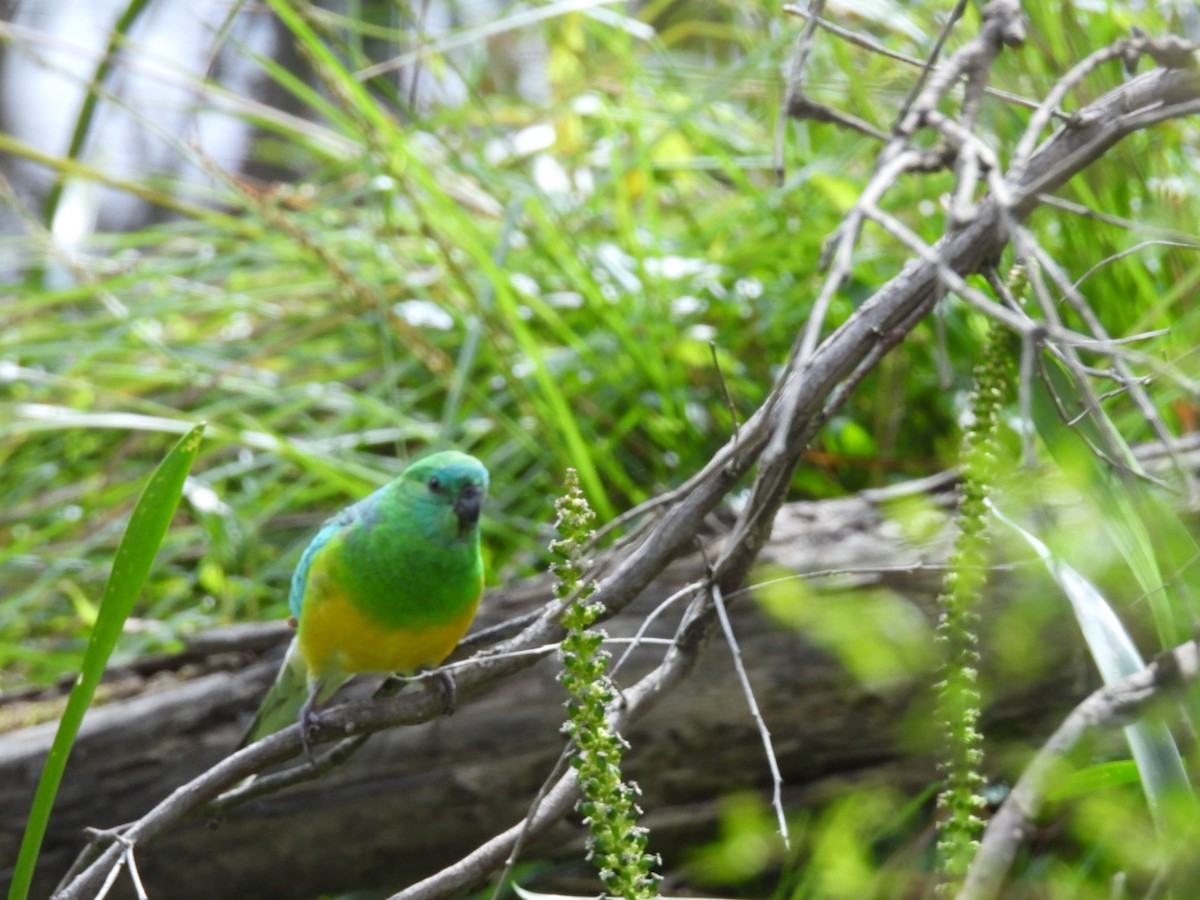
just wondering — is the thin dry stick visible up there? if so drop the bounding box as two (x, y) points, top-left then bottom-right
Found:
(1037, 194), (1200, 244)
(781, 2), (1060, 116)
(710, 582), (791, 849)
(52, 828), (124, 897)
(611, 581), (704, 676)
(775, 0), (828, 183)
(1010, 37), (1150, 182)
(93, 834), (146, 900)
(1011, 94), (1200, 204)
(1020, 234), (1198, 496)
(800, 147), (923, 364)
(489, 618), (678, 900)
(857, 199), (1192, 389)
(395, 767), (582, 900)
(588, 488), (675, 552)
(801, 4), (1026, 363)
(892, 0), (970, 128)
(1010, 232), (1146, 468)
(951, 6), (997, 136)
(859, 200), (1194, 490)
(1072, 240), (1200, 288)
(207, 734), (371, 815)
(488, 743), (575, 900)
(892, 0), (1025, 142)
(922, 109), (1009, 223)
(784, 93), (890, 141)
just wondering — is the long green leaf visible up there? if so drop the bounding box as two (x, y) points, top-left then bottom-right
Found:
(7, 423), (205, 900)
(990, 501), (1192, 831)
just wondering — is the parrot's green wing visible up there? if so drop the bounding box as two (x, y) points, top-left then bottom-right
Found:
(287, 500), (365, 621)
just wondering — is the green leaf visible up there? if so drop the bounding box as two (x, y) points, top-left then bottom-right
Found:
(990, 501), (1193, 831)
(1048, 760), (1143, 802)
(8, 423), (204, 900)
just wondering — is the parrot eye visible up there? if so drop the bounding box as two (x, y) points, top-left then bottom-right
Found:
(427, 475), (442, 494)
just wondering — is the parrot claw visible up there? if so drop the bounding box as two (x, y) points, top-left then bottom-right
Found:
(427, 668), (458, 714)
(298, 688), (320, 765)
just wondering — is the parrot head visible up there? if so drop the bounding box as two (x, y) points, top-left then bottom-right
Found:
(403, 450), (489, 537)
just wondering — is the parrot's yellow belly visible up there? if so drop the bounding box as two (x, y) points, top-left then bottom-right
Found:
(297, 586), (481, 678)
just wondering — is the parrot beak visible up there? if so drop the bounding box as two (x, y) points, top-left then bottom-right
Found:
(454, 484), (483, 535)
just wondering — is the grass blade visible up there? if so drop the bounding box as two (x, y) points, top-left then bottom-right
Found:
(39, 0), (153, 232)
(989, 501), (1192, 830)
(7, 423), (205, 900)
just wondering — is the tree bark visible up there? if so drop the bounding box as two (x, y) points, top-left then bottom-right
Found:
(1, 474), (1092, 900)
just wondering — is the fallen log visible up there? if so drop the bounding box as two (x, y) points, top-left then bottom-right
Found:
(1, 475), (1092, 899)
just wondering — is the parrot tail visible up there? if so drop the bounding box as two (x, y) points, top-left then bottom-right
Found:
(239, 639), (311, 748)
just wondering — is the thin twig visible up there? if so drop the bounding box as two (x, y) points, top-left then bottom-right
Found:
(94, 831), (147, 900)
(781, 3), (1061, 117)
(857, 200), (1195, 394)
(1036, 194), (1200, 244)
(784, 94), (890, 140)
(396, 766), (582, 900)
(52, 827), (130, 897)
(804, 147), (924, 360)
(892, 0), (1024, 142)
(489, 744), (575, 900)
(710, 582), (791, 849)
(1009, 36), (1180, 183)
(893, 0), (970, 128)
(611, 581), (704, 676)
(1072, 240), (1200, 289)
(776, 0), (828, 183)
(1022, 235), (1198, 496)
(207, 734), (370, 815)
(1011, 231), (1147, 470)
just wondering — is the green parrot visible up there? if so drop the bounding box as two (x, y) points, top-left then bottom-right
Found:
(241, 450), (489, 751)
